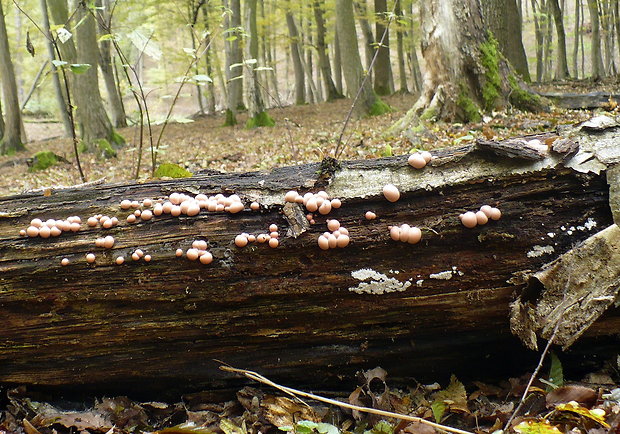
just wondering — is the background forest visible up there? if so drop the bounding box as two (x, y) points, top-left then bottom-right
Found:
(0, 0), (618, 194)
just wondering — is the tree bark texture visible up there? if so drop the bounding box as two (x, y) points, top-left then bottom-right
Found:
(548, 0), (570, 79)
(333, 28), (343, 94)
(481, 0), (531, 82)
(224, 0), (244, 125)
(336, 0), (381, 115)
(0, 0), (25, 155)
(313, 0), (342, 101)
(353, 1), (375, 72)
(285, 11), (306, 105)
(394, 0), (408, 93)
(244, 0), (271, 126)
(0, 120), (618, 396)
(373, 0), (394, 95)
(587, 0), (605, 79)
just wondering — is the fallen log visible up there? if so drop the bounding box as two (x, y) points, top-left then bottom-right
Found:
(538, 91), (620, 110)
(0, 115), (619, 398)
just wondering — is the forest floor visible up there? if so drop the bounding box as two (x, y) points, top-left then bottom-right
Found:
(0, 81), (613, 196)
(2, 81), (620, 433)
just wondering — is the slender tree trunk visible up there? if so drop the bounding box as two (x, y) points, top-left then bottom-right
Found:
(336, 0), (387, 116)
(588, 0), (606, 79)
(531, 0), (545, 81)
(96, 0), (127, 127)
(189, 0), (206, 116)
(354, 1), (375, 72)
(548, 0), (570, 78)
(223, 0), (243, 125)
(407, 2), (422, 93)
(600, 0), (616, 74)
(245, 0), (273, 127)
(373, 0), (394, 95)
(615, 0), (620, 66)
(285, 11), (306, 105)
(333, 27), (343, 94)
(39, 0), (72, 137)
(542, 0), (554, 81)
(313, 0), (342, 100)
(13, 11), (24, 104)
(0, 0), (25, 154)
(481, 0), (531, 81)
(302, 12), (316, 104)
(572, 0), (580, 77)
(201, 1), (216, 114)
(394, 0), (408, 93)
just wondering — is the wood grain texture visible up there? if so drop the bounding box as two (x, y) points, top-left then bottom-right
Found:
(0, 138), (615, 397)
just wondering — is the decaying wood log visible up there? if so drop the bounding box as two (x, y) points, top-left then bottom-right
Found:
(0, 115), (619, 397)
(538, 91), (620, 110)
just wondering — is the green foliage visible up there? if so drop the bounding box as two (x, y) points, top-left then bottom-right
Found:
(479, 34), (502, 111)
(224, 109), (237, 126)
(246, 111), (275, 128)
(547, 352), (564, 391)
(456, 86), (482, 123)
(381, 144), (393, 157)
(430, 375), (468, 423)
(368, 99), (392, 116)
(154, 163), (193, 178)
(431, 400), (447, 423)
(97, 139), (117, 158)
(29, 151), (58, 172)
(279, 420), (340, 434)
(367, 421), (393, 434)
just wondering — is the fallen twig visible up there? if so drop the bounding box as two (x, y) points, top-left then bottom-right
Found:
(503, 319), (562, 430)
(219, 364), (474, 434)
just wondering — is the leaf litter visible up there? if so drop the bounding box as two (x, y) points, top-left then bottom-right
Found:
(3, 361), (620, 434)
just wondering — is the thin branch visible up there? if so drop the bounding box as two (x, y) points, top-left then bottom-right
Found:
(219, 365), (474, 434)
(503, 319), (561, 430)
(333, 7), (395, 160)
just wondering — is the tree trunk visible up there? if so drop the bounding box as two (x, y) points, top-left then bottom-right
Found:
(587, 0), (605, 79)
(542, 0), (554, 82)
(394, 0), (408, 93)
(407, 2), (423, 93)
(313, 0), (342, 101)
(0, 0), (25, 154)
(354, 1), (375, 72)
(572, 0), (580, 77)
(201, 1), (217, 114)
(333, 27), (343, 94)
(547, 0), (570, 78)
(96, 0), (127, 128)
(223, 0), (244, 126)
(245, 0), (273, 127)
(482, 0), (531, 82)
(615, 0), (620, 68)
(373, 0), (394, 95)
(390, 0), (546, 132)
(285, 10), (306, 105)
(600, 0), (616, 75)
(40, 0), (72, 137)
(0, 120), (618, 395)
(336, 0), (387, 116)
(48, 0), (120, 154)
(531, 0), (545, 81)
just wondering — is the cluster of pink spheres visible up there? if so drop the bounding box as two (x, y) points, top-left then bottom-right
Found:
(460, 205), (502, 228)
(22, 216), (81, 238)
(389, 224), (422, 244)
(317, 220), (350, 250)
(87, 214), (120, 229)
(28, 150), (506, 268)
(234, 224), (280, 249)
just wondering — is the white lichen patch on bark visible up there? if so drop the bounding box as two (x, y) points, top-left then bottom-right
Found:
(527, 245), (555, 258)
(349, 268), (411, 295)
(429, 266), (463, 280)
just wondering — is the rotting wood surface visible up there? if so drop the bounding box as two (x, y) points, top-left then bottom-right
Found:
(0, 119), (618, 397)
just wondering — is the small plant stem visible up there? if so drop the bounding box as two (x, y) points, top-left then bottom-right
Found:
(503, 320), (561, 430)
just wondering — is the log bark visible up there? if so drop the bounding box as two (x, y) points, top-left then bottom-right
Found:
(0, 118), (619, 397)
